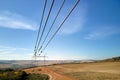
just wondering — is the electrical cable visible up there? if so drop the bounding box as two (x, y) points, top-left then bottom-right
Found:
(36, 0), (55, 53)
(34, 0), (47, 56)
(38, 0), (66, 52)
(40, 0), (80, 54)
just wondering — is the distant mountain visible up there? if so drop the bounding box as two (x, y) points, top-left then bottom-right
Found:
(102, 56), (120, 62)
(0, 61), (11, 64)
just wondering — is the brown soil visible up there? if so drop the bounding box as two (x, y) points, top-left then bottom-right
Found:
(24, 67), (76, 80)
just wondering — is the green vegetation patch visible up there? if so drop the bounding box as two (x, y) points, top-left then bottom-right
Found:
(0, 68), (49, 80)
(27, 74), (49, 80)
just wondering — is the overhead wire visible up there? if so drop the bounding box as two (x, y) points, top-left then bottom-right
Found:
(40, 0), (80, 54)
(38, 0), (66, 53)
(36, 0), (55, 54)
(34, 0), (47, 56)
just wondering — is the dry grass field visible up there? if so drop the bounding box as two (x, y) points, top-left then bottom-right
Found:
(48, 62), (120, 80)
(1, 60), (120, 80)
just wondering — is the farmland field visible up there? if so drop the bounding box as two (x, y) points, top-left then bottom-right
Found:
(47, 62), (120, 80)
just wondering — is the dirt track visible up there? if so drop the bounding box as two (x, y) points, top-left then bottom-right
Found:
(24, 67), (75, 80)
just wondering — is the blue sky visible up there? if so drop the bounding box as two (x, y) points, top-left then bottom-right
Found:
(0, 0), (120, 60)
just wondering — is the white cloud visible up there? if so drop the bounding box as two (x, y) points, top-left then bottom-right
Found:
(59, 2), (87, 35)
(0, 45), (33, 60)
(85, 26), (120, 40)
(0, 11), (38, 30)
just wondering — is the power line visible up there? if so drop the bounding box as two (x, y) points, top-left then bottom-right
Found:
(38, 0), (66, 52)
(34, 0), (47, 56)
(36, 0), (55, 53)
(40, 0), (80, 54)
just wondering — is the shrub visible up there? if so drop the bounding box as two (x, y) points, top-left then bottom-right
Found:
(0, 68), (49, 80)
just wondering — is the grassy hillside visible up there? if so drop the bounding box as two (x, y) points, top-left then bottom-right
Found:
(102, 56), (120, 62)
(48, 62), (120, 80)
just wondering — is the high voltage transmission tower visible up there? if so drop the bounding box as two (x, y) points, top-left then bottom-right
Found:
(33, 55), (47, 66)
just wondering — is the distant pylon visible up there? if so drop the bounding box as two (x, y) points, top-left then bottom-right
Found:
(33, 54), (47, 66)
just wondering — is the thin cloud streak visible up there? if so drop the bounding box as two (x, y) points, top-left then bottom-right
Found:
(0, 45), (33, 60)
(0, 11), (38, 30)
(85, 26), (120, 40)
(0, 53), (33, 60)
(0, 45), (32, 51)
